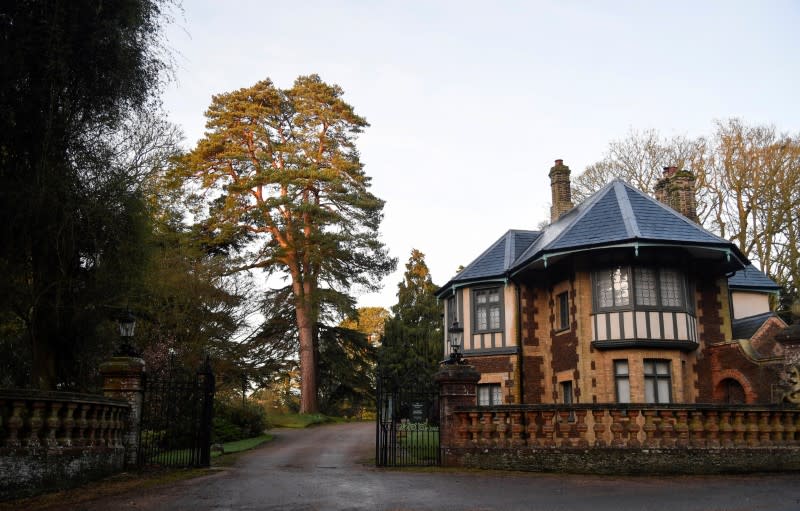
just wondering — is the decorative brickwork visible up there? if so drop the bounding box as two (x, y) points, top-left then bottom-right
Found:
(697, 277), (725, 345)
(523, 356), (545, 403)
(522, 286), (539, 347)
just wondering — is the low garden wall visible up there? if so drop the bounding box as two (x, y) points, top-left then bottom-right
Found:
(0, 389), (129, 500)
(443, 403), (800, 474)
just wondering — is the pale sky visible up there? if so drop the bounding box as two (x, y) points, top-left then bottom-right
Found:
(162, 0), (800, 310)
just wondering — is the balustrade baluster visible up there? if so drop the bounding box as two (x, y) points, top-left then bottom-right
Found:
(97, 406), (109, 447)
(481, 412), (495, 447)
(674, 410), (689, 448)
(510, 411), (524, 447)
(26, 401), (46, 448)
(758, 411), (773, 446)
(525, 411), (539, 447)
(74, 404), (88, 447)
(745, 412), (760, 447)
(783, 411), (797, 445)
(557, 410), (572, 447)
(609, 410), (625, 447)
(60, 403), (77, 447)
(718, 411), (733, 448)
(658, 410), (675, 448)
(689, 410), (706, 448)
(6, 401), (25, 448)
(626, 409), (641, 448)
(44, 401), (62, 448)
(496, 411), (508, 447)
(704, 410), (720, 448)
(732, 411), (746, 446)
(770, 411), (784, 444)
(575, 410), (589, 448)
(642, 410), (658, 448)
(541, 410), (556, 447)
(592, 409), (607, 447)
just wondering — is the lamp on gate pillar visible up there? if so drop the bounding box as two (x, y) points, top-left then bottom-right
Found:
(115, 309), (139, 357)
(444, 320), (465, 365)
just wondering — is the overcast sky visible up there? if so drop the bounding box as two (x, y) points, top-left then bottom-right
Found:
(161, 0), (800, 310)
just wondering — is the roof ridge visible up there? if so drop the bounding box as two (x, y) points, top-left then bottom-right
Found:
(614, 181), (641, 238)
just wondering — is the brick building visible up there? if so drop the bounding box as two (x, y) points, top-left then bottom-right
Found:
(436, 160), (786, 406)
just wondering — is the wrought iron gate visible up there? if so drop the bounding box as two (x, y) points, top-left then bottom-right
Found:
(376, 376), (440, 467)
(138, 357), (215, 468)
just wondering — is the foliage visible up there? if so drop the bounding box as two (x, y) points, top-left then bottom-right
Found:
(0, 0), (176, 388)
(317, 325), (377, 417)
(340, 307), (390, 345)
(213, 398), (269, 443)
(171, 75), (396, 412)
(380, 250), (442, 392)
(574, 120), (800, 312)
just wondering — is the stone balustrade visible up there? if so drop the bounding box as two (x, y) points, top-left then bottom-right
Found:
(0, 389), (129, 451)
(450, 404), (800, 450)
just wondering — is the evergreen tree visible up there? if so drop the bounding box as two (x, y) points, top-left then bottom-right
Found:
(172, 77), (396, 412)
(380, 249), (442, 391)
(0, 0), (174, 388)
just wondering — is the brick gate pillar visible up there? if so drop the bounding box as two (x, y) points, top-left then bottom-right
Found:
(436, 364), (480, 466)
(99, 356), (146, 466)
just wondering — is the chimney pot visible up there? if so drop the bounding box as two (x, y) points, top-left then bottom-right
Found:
(555, 159), (563, 166)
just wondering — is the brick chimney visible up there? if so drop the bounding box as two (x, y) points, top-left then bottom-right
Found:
(549, 159), (573, 222)
(654, 166), (699, 223)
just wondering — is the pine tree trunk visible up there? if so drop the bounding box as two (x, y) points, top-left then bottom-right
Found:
(292, 279), (318, 414)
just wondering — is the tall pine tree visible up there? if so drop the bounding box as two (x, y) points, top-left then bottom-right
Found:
(172, 76), (395, 412)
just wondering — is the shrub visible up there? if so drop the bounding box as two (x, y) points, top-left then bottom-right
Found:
(212, 399), (269, 443)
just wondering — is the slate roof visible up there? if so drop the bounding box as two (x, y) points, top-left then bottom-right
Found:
(438, 179), (748, 294)
(728, 264), (780, 291)
(444, 229), (540, 285)
(732, 312), (779, 340)
(512, 179), (743, 272)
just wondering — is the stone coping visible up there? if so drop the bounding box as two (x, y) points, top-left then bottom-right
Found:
(0, 389), (128, 408)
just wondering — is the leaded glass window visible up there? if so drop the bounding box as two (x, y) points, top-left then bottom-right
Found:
(473, 287), (502, 332)
(634, 268), (658, 306)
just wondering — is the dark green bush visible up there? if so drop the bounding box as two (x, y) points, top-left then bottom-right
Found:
(213, 399), (269, 443)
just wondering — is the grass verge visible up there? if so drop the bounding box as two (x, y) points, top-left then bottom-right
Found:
(268, 413), (346, 428)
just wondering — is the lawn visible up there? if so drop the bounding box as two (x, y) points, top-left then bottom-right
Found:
(268, 413), (346, 428)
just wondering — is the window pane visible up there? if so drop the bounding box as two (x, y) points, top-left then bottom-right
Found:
(488, 290), (500, 303)
(614, 360), (629, 376)
(477, 309), (487, 331)
(478, 386), (489, 406)
(596, 271), (613, 308)
(644, 379), (656, 403)
(612, 268), (630, 306)
(476, 292), (487, 304)
(491, 385), (502, 405)
(489, 305), (500, 330)
(635, 268), (658, 306)
(656, 361), (670, 375)
(643, 361), (654, 375)
(657, 379), (671, 403)
(660, 269), (683, 307)
(617, 379), (631, 403)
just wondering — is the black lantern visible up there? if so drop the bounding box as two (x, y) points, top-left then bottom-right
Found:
(444, 320), (465, 365)
(116, 310), (138, 357)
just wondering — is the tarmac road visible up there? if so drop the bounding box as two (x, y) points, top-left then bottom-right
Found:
(71, 422), (800, 511)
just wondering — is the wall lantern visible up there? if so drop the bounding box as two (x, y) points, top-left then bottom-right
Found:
(444, 320), (465, 365)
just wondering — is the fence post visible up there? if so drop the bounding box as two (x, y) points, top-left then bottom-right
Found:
(99, 356), (146, 467)
(435, 364), (480, 467)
